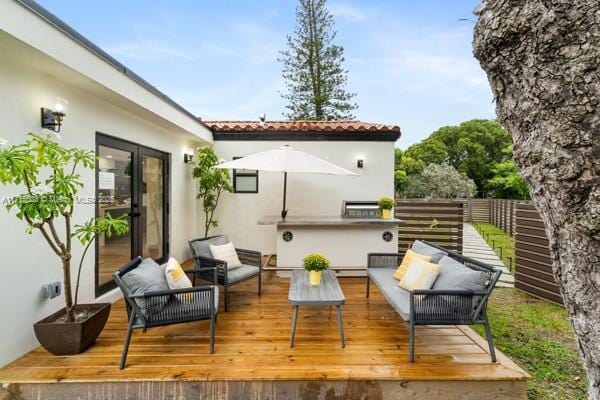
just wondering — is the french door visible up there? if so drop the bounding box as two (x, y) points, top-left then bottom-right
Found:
(95, 133), (170, 296)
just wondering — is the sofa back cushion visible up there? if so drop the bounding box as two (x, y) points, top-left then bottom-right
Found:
(432, 256), (488, 292)
(411, 240), (447, 263)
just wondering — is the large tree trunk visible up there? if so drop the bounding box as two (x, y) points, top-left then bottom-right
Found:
(473, 0), (600, 397)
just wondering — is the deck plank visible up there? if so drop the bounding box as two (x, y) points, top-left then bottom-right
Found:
(0, 272), (529, 386)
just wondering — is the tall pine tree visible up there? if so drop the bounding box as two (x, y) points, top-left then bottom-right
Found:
(279, 0), (357, 120)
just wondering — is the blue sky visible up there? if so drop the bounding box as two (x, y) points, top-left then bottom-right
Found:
(37, 0), (494, 147)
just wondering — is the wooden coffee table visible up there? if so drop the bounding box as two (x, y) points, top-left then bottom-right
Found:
(288, 269), (346, 348)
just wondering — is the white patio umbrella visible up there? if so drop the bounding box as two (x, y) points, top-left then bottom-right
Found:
(214, 145), (358, 220)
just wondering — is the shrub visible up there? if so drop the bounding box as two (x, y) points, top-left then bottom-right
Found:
(378, 196), (395, 210)
(303, 253), (331, 272)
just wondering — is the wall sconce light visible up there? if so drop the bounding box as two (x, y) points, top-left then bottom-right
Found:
(357, 159), (364, 168)
(41, 98), (67, 133)
(184, 153), (194, 164)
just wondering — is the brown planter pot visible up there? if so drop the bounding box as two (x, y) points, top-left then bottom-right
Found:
(33, 303), (111, 355)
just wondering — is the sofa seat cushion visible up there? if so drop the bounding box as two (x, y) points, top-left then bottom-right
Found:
(433, 256), (488, 292)
(368, 268), (411, 320)
(411, 240), (447, 263)
(227, 264), (260, 283)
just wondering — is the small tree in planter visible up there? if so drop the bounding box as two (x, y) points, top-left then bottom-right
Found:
(378, 197), (395, 220)
(303, 253), (330, 286)
(0, 133), (128, 354)
(192, 147), (232, 238)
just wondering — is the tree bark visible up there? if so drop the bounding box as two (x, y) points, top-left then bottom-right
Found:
(473, 1), (599, 397)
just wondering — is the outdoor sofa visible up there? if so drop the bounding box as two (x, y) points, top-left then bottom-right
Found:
(366, 240), (502, 362)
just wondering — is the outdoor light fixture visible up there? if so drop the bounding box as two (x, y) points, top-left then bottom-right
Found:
(357, 159), (364, 168)
(41, 98), (67, 133)
(184, 153), (194, 164)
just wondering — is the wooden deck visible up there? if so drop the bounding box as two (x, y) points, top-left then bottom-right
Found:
(0, 271), (529, 400)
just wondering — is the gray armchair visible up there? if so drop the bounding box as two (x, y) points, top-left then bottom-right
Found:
(113, 257), (218, 369)
(188, 235), (262, 312)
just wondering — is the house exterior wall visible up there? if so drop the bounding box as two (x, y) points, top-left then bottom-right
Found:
(212, 140), (395, 254)
(0, 33), (208, 367)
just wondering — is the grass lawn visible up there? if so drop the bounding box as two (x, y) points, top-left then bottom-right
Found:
(473, 222), (516, 271)
(472, 287), (587, 399)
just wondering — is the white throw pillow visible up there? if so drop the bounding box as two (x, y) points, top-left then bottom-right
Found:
(398, 258), (441, 291)
(210, 242), (242, 269)
(165, 257), (193, 291)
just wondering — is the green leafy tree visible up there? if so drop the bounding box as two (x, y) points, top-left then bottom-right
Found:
(0, 133), (128, 322)
(402, 163), (477, 199)
(279, 0), (357, 120)
(405, 138), (448, 166)
(486, 160), (530, 199)
(405, 120), (512, 195)
(192, 147), (233, 238)
(394, 148), (425, 194)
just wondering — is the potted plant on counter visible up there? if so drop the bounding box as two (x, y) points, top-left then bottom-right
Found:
(378, 197), (395, 220)
(0, 133), (128, 355)
(303, 253), (331, 286)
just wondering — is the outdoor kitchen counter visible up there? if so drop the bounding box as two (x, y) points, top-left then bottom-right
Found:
(258, 215), (403, 276)
(257, 215), (403, 226)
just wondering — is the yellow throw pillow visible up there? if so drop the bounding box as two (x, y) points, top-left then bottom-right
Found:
(394, 249), (432, 281)
(165, 257), (193, 302)
(398, 258), (441, 291)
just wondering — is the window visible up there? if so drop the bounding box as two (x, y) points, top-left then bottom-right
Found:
(233, 157), (258, 193)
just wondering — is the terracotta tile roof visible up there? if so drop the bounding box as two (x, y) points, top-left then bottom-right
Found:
(204, 120), (401, 134)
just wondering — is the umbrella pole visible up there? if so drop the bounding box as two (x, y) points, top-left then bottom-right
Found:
(281, 172), (288, 220)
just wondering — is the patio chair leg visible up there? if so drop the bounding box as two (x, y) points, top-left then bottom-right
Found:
(409, 321), (415, 363)
(484, 320), (497, 362)
(224, 285), (229, 312)
(258, 273), (262, 296)
(209, 313), (215, 354)
(120, 315), (135, 369)
(366, 276), (370, 298)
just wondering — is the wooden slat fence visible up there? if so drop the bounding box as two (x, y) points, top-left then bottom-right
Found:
(395, 200), (463, 254)
(514, 203), (562, 305)
(487, 199), (525, 236)
(465, 199), (491, 223)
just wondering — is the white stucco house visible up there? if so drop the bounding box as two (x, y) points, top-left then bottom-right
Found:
(0, 0), (400, 367)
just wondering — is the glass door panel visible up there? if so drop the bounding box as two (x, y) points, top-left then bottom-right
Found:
(97, 145), (133, 291)
(142, 154), (164, 260)
(96, 134), (169, 297)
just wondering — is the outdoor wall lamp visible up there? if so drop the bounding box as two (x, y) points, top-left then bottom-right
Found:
(41, 98), (67, 133)
(357, 158), (364, 168)
(184, 153), (194, 164)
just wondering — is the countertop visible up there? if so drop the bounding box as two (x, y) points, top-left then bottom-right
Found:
(257, 215), (403, 226)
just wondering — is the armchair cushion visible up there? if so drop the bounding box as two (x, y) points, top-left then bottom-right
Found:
(433, 256), (488, 292)
(190, 235), (229, 259)
(227, 264), (260, 283)
(210, 242), (242, 269)
(121, 258), (169, 315)
(411, 240), (447, 263)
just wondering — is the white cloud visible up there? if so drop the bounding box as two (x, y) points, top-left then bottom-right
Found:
(105, 41), (193, 61)
(329, 3), (367, 22)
